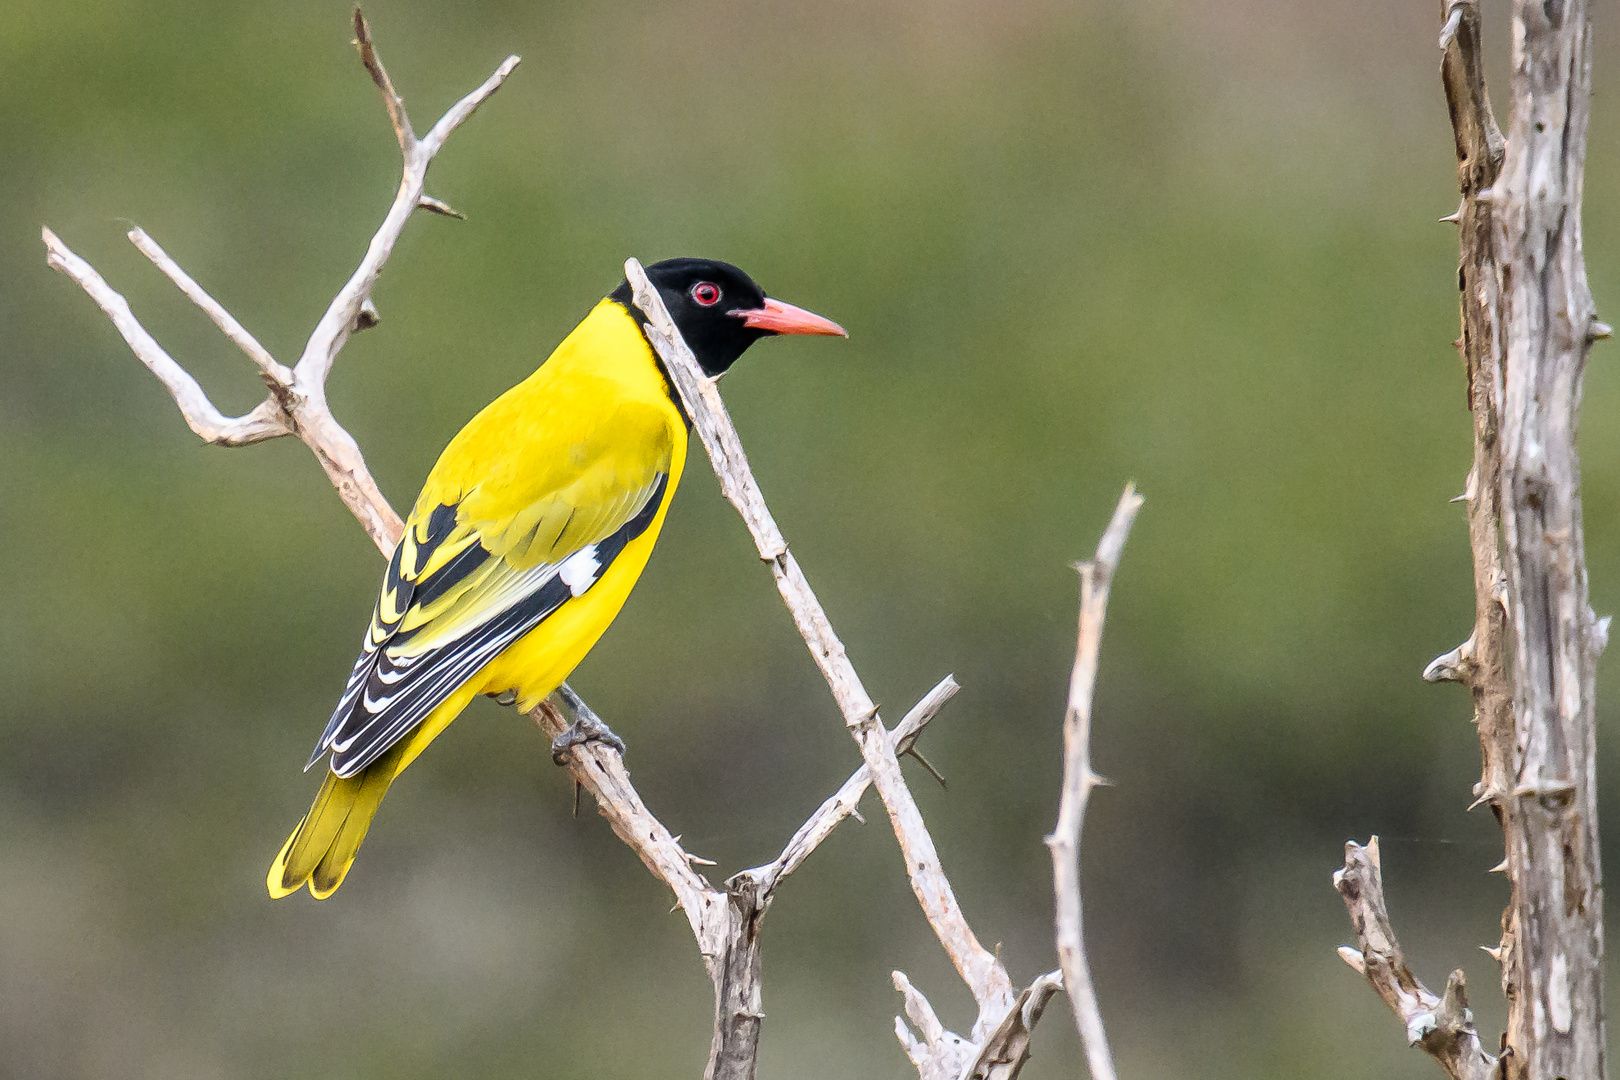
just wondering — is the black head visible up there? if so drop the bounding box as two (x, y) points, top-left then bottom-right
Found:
(610, 257), (845, 377)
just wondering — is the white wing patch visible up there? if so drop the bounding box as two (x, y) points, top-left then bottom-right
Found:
(558, 545), (603, 598)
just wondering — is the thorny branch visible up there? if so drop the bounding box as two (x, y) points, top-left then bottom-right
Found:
(1048, 484), (1140, 1080)
(627, 259), (1080, 1079)
(1342, 3), (1609, 1078)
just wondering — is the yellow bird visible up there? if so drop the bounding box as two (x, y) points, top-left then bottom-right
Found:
(270, 259), (844, 899)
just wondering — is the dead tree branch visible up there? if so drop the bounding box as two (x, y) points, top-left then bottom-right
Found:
(1335, 839), (1497, 1080)
(44, 10), (517, 555)
(1048, 484), (1140, 1080)
(1343, 3), (1608, 1077)
(626, 258), (1066, 1078)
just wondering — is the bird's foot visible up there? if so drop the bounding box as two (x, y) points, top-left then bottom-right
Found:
(551, 714), (626, 765)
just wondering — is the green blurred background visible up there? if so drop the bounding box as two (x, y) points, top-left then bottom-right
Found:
(5, 0), (1620, 1076)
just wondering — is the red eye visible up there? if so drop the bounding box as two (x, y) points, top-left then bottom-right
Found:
(691, 282), (722, 307)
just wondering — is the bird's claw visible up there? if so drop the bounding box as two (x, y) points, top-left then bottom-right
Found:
(551, 714), (627, 764)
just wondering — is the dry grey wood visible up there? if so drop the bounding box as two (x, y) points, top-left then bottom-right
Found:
(1491, 3), (1607, 1075)
(626, 256), (1010, 1011)
(1334, 838), (1497, 1080)
(1346, 3), (1608, 1078)
(1048, 484), (1140, 1080)
(626, 258), (1068, 1078)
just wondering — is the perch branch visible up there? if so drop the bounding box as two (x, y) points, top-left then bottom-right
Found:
(1047, 483), (1141, 1080)
(1334, 839), (1497, 1080)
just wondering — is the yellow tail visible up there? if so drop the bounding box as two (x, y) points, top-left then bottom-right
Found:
(268, 681), (484, 899)
(268, 743), (404, 899)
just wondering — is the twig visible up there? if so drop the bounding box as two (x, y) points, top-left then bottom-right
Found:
(1047, 483), (1140, 1080)
(42, 229), (292, 447)
(739, 675), (960, 895)
(127, 227), (292, 387)
(1334, 839), (1497, 1080)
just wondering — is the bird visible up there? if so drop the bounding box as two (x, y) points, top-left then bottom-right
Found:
(269, 258), (845, 899)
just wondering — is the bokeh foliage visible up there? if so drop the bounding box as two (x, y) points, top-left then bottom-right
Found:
(5, 0), (1620, 1076)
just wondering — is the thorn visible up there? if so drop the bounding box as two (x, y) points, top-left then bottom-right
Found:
(1406, 1010), (1439, 1045)
(1490, 857), (1509, 873)
(686, 851), (718, 867)
(1512, 779), (1576, 800)
(851, 807), (866, 825)
(1481, 944), (1505, 962)
(1440, 199), (1464, 224)
(1475, 187), (1495, 204)
(354, 297), (380, 331)
(1450, 492), (1469, 503)
(903, 745), (948, 789)
(670, 901), (682, 914)
(1423, 635), (1475, 683)
(1439, 4), (1465, 51)
(670, 834), (682, 845)
(1338, 946), (1366, 974)
(1589, 320), (1613, 342)
(1467, 788), (1495, 811)
(416, 194), (466, 219)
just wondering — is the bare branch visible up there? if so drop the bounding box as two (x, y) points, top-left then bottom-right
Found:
(742, 674), (960, 896)
(625, 257), (1017, 1030)
(1335, 839), (1498, 1080)
(291, 25), (518, 408)
(126, 227), (293, 388)
(43, 227), (292, 446)
(1348, 4), (1609, 1077)
(50, 16), (1090, 1078)
(894, 969), (1065, 1080)
(1047, 483), (1141, 1080)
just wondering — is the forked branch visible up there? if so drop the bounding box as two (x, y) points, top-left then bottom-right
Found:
(627, 258), (1075, 1077)
(1334, 839), (1496, 1080)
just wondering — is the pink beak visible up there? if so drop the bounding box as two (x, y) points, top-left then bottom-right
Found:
(730, 297), (847, 337)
